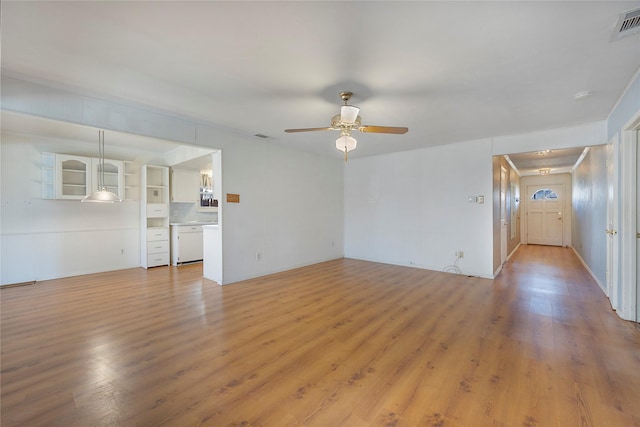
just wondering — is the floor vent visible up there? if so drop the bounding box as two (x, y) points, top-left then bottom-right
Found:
(611, 7), (640, 41)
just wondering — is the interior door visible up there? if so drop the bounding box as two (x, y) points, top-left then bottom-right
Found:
(636, 131), (640, 322)
(608, 142), (617, 300)
(527, 184), (564, 246)
(500, 167), (508, 264)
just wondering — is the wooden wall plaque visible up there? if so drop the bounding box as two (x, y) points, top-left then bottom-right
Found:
(226, 193), (240, 203)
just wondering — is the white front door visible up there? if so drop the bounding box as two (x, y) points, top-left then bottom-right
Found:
(527, 184), (564, 246)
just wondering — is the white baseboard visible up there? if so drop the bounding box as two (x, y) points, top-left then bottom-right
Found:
(570, 246), (607, 295)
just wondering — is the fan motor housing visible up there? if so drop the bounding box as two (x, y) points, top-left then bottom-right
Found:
(331, 114), (361, 129)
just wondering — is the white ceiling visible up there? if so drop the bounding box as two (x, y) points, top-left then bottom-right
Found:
(2, 1), (640, 163)
(506, 147), (588, 176)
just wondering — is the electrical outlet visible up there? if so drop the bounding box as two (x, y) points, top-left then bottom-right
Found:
(455, 251), (464, 258)
(256, 252), (262, 261)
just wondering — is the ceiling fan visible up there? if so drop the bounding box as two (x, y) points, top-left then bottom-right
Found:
(285, 92), (408, 161)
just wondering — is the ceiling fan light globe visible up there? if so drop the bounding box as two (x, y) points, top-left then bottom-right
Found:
(336, 135), (357, 152)
(340, 105), (360, 124)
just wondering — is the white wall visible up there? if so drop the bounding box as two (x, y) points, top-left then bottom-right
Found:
(571, 146), (607, 289)
(344, 138), (494, 278)
(1, 133), (141, 283)
(198, 125), (344, 284)
(492, 121), (607, 155)
(608, 68), (640, 141)
(607, 68), (640, 321)
(1, 77), (344, 286)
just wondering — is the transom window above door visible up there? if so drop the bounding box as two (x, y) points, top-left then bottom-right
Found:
(531, 189), (558, 200)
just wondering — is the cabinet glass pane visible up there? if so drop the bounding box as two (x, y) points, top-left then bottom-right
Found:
(62, 184), (87, 196)
(62, 159), (87, 172)
(62, 170), (86, 185)
(61, 159), (88, 196)
(42, 168), (54, 183)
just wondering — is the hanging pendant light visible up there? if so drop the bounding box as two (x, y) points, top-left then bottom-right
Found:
(82, 130), (122, 203)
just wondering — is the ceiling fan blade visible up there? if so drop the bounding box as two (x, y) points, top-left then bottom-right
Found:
(359, 125), (408, 134)
(285, 127), (333, 133)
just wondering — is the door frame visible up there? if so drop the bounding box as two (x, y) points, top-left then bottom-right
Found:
(618, 112), (640, 321)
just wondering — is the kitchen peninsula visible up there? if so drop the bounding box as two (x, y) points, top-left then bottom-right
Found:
(203, 224), (222, 284)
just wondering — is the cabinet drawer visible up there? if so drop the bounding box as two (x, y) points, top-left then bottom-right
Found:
(147, 252), (169, 267)
(178, 225), (203, 233)
(147, 228), (169, 241)
(147, 240), (170, 254)
(147, 203), (168, 218)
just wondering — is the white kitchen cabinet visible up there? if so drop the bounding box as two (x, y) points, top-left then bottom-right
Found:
(170, 168), (199, 203)
(91, 158), (123, 197)
(141, 165), (170, 268)
(42, 153), (130, 201)
(55, 154), (92, 199)
(42, 153), (56, 199)
(123, 161), (138, 201)
(171, 225), (203, 265)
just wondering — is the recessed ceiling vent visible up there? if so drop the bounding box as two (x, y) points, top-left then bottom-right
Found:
(611, 7), (640, 41)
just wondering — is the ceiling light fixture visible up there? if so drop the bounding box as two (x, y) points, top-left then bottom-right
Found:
(82, 130), (122, 203)
(340, 105), (360, 124)
(285, 91), (408, 162)
(574, 91), (592, 100)
(336, 132), (357, 162)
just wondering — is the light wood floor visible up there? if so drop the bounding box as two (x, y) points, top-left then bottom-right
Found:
(2, 245), (640, 426)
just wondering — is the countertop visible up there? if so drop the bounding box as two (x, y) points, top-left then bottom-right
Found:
(170, 221), (218, 226)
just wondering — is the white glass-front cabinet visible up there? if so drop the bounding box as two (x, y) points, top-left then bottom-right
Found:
(43, 153), (134, 201)
(141, 165), (170, 268)
(91, 158), (123, 197)
(56, 154), (92, 199)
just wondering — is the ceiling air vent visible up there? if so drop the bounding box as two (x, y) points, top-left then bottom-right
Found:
(611, 7), (640, 41)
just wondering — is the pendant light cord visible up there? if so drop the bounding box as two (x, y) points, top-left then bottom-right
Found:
(99, 130), (105, 190)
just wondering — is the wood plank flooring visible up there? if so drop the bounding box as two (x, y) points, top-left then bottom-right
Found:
(2, 245), (640, 426)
